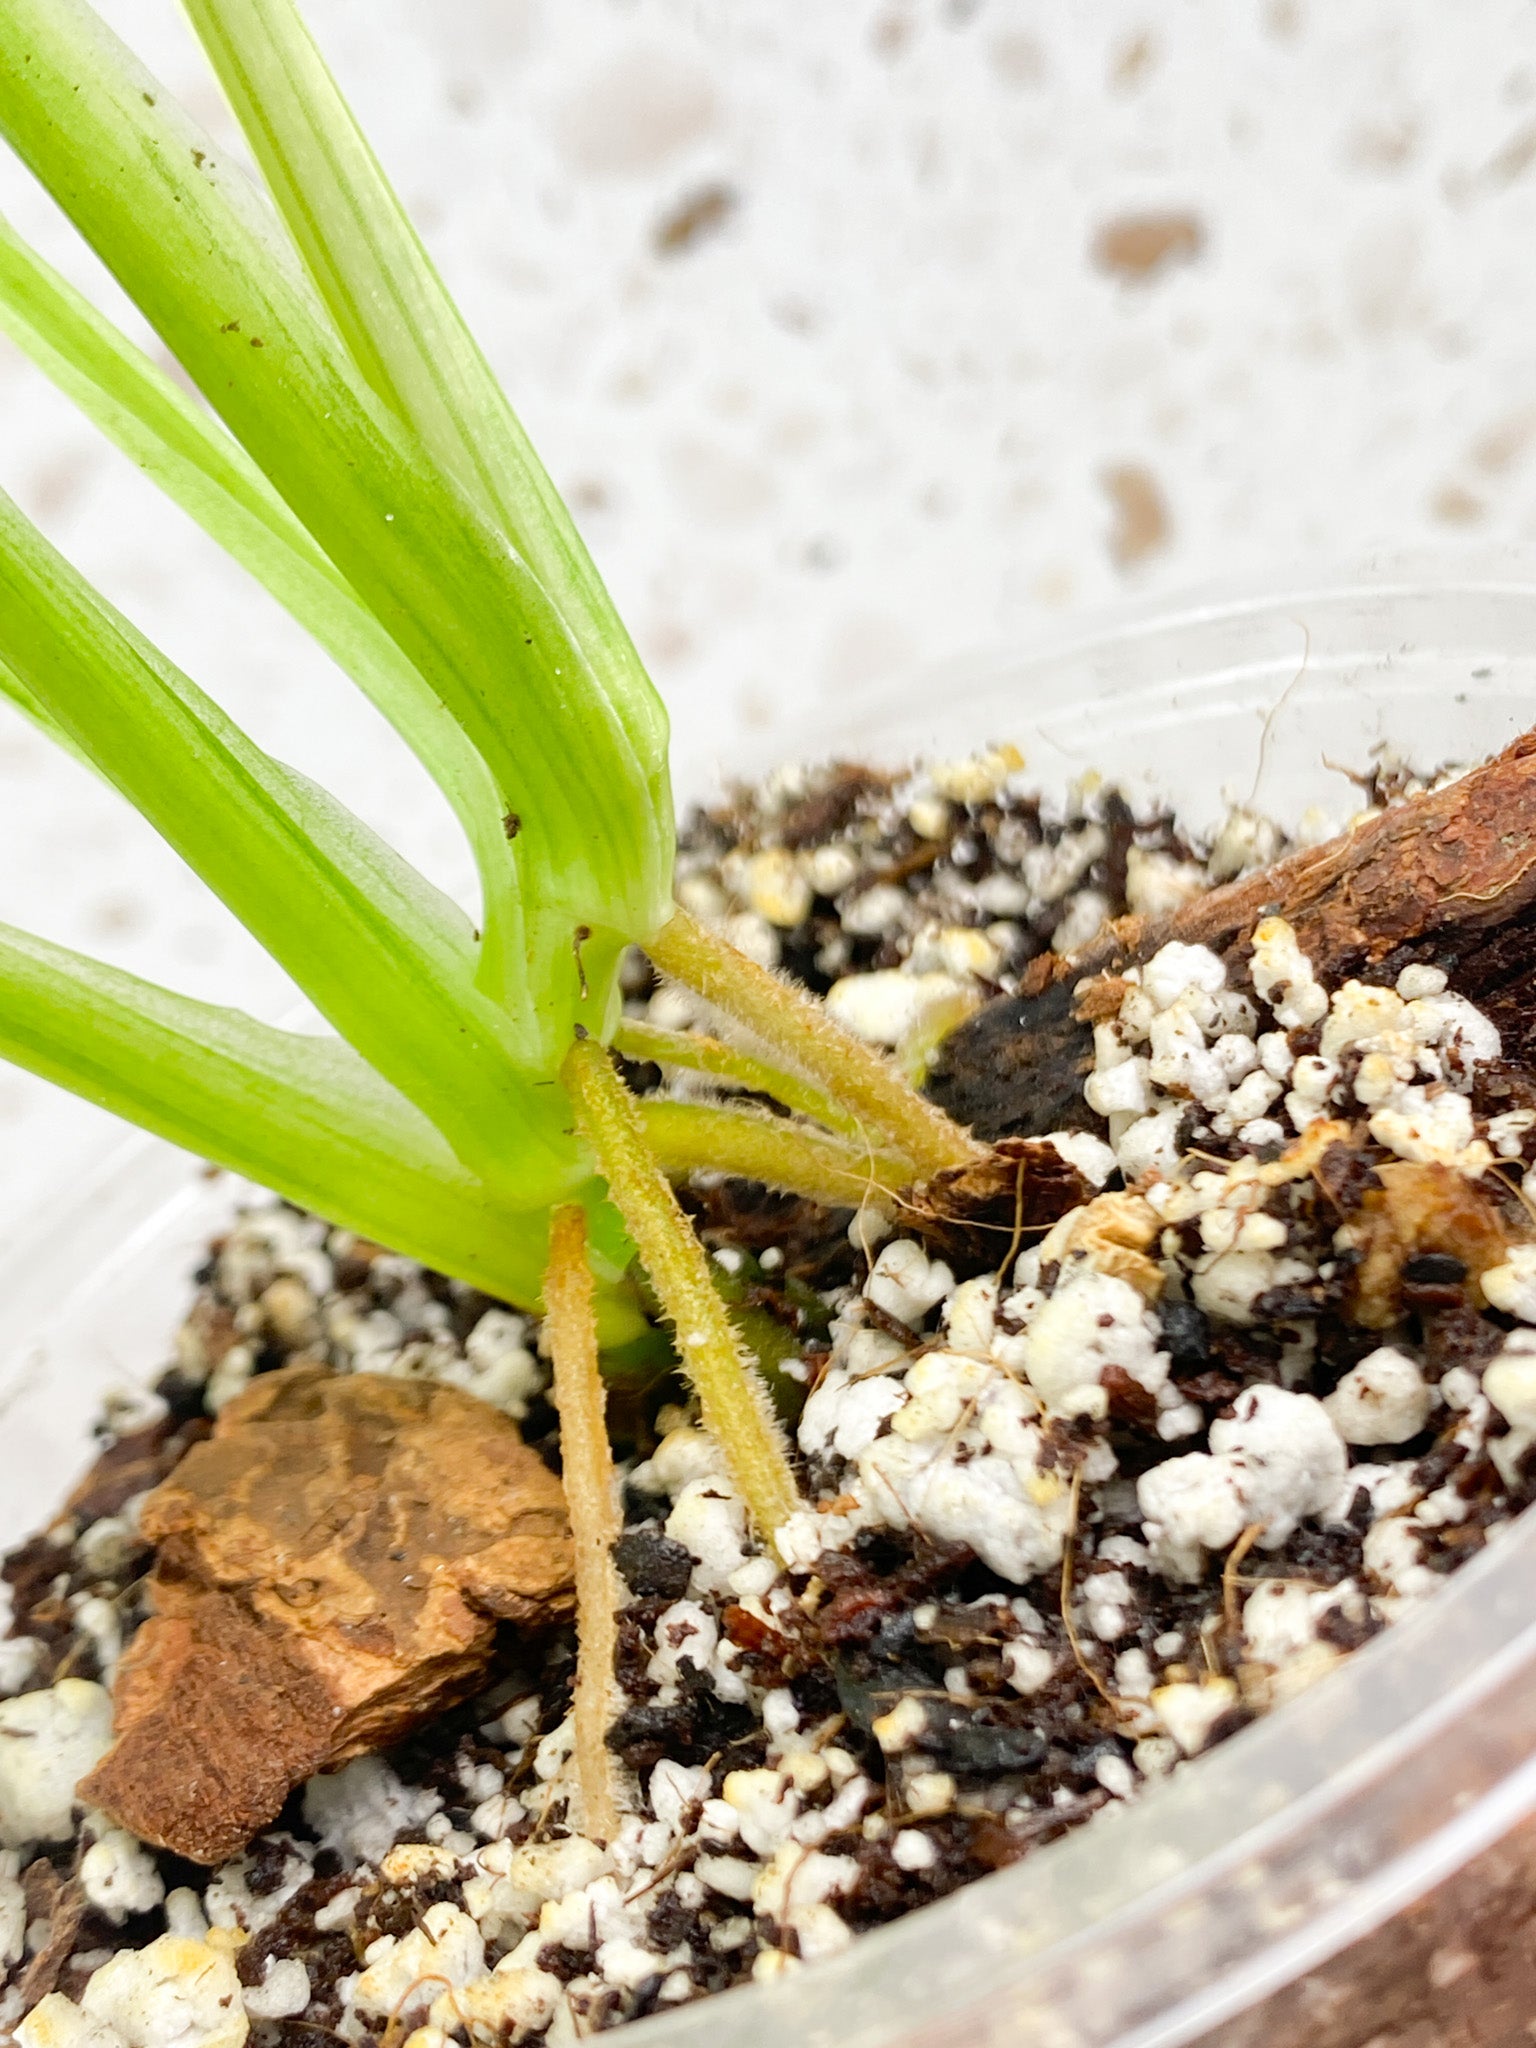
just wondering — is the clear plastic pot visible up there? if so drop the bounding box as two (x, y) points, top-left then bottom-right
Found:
(7, 557), (1536, 2048)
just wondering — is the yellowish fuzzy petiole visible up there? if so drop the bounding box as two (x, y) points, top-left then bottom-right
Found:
(612, 1015), (863, 1139)
(647, 907), (982, 1182)
(563, 1034), (801, 1545)
(640, 1097), (906, 1210)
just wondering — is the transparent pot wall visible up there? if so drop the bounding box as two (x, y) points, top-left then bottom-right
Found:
(7, 559), (1536, 2048)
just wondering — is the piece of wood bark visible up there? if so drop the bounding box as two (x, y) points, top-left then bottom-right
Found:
(80, 1365), (574, 1866)
(16, 1872), (84, 2008)
(929, 730), (1536, 1138)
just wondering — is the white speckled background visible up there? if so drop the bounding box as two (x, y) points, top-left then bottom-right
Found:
(3, 0), (1536, 1231)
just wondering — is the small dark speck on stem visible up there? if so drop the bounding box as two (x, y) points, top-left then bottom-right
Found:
(250, 337), (264, 348)
(502, 812), (522, 841)
(142, 92), (155, 105)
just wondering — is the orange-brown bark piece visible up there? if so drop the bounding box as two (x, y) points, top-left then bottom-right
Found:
(1091, 728), (1536, 985)
(81, 1365), (574, 1865)
(931, 730), (1536, 1138)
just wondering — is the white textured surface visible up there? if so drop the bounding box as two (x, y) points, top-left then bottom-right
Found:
(3, 0), (1536, 1227)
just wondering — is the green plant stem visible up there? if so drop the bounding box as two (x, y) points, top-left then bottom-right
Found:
(647, 908), (983, 1180)
(0, 482), (578, 1203)
(177, 0), (657, 735)
(564, 1037), (801, 1544)
(612, 1016), (866, 1138)
(0, 208), (514, 946)
(172, 0), (676, 1043)
(640, 1099), (908, 1209)
(0, 919), (547, 1317)
(0, 0), (673, 1065)
(544, 1204), (622, 1843)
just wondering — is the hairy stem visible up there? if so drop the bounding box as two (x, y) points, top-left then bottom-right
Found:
(543, 1205), (621, 1844)
(564, 1037), (801, 1543)
(640, 1098), (907, 1209)
(612, 1016), (863, 1138)
(648, 908), (982, 1180)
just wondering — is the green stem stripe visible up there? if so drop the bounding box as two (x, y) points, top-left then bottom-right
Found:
(0, 918), (558, 1310)
(0, 482), (575, 1203)
(179, 0), (658, 751)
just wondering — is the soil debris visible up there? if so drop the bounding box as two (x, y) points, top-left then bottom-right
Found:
(14, 1873), (85, 2009)
(1348, 1162), (1522, 1328)
(906, 1137), (1090, 1263)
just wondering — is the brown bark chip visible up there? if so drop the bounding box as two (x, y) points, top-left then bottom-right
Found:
(17, 1873), (85, 2008)
(931, 729), (1536, 1137)
(80, 1365), (574, 1865)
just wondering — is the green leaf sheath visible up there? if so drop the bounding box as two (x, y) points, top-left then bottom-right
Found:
(0, 209), (513, 925)
(177, 0), (664, 765)
(0, 0), (673, 1065)
(0, 482), (578, 1202)
(0, 919), (560, 1308)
